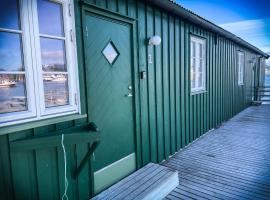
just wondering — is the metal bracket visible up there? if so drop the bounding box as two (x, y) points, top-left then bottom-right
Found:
(73, 140), (100, 179)
(89, 122), (100, 132)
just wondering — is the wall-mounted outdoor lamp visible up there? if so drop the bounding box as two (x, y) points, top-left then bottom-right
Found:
(148, 35), (162, 46)
(147, 35), (162, 65)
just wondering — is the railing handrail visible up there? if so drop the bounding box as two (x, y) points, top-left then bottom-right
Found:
(258, 86), (270, 88)
(254, 86), (270, 102)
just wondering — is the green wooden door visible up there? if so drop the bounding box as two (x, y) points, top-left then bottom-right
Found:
(84, 13), (136, 192)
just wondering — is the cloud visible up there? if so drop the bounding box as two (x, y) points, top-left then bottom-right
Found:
(220, 18), (270, 53)
(41, 50), (64, 59)
(220, 18), (270, 30)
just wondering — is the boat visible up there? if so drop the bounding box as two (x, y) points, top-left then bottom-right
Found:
(43, 75), (53, 81)
(51, 75), (66, 82)
(0, 80), (17, 88)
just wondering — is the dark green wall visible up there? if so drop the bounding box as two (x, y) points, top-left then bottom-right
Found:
(0, 0), (263, 199)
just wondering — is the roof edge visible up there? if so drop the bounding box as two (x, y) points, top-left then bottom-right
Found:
(145, 0), (269, 59)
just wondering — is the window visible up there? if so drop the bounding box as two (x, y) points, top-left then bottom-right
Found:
(190, 35), (206, 93)
(238, 51), (244, 85)
(0, 0), (79, 126)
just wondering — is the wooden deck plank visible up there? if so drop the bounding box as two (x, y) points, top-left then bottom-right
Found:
(171, 187), (211, 200)
(175, 165), (270, 197)
(166, 193), (194, 200)
(164, 105), (270, 199)
(165, 157), (270, 191)
(174, 185), (220, 200)
(92, 163), (178, 200)
(117, 168), (170, 199)
(92, 163), (157, 199)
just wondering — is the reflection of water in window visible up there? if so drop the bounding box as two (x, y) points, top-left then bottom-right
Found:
(0, 0), (28, 114)
(43, 75), (69, 108)
(37, 0), (70, 109)
(0, 80), (27, 114)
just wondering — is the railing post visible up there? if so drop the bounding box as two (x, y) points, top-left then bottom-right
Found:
(254, 86), (258, 101)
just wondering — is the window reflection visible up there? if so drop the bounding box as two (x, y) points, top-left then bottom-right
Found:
(191, 72), (196, 89)
(0, 1), (27, 115)
(38, 0), (69, 109)
(0, 74), (27, 114)
(0, 0), (20, 30)
(43, 74), (69, 107)
(102, 42), (119, 64)
(199, 43), (203, 58)
(40, 38), (66, 72)
(192, 42), (196, 57)
(190, 36), (206, 92)
(37, 0), (64, 36)
(198, 73), (203, 88)
(0, 32), (24, 71)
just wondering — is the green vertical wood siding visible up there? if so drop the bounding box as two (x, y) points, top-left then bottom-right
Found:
(0, 0), (264, 199)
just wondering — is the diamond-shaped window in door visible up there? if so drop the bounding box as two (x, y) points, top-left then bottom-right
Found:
(102, 41), (119, 65)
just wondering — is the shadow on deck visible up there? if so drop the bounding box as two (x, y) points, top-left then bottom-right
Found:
(163, 105), (270, 200)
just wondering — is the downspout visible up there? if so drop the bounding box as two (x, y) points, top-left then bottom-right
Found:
(255, 56), (262, 101)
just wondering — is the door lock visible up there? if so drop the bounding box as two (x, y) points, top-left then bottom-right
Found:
(126, 85), (133, 97)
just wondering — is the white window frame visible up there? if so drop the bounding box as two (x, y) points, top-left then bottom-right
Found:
(190, 35), (206, 94)
(0, 0), (36, 124)
(238, 51), (245, 85)
(0, 0), (80, 127)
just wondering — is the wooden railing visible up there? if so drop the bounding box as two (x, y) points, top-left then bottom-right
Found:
(255, 86), (270, 102)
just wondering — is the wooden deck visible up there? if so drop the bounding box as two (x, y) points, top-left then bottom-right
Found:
(92, 163), (178, 200)
(163, 105), (270, 200)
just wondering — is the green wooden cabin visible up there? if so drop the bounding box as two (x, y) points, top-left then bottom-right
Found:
(0, 0), (268, 199)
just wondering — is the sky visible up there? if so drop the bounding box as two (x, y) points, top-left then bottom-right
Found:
(0, 0), (64, 72)
(176, 0), (270, 55)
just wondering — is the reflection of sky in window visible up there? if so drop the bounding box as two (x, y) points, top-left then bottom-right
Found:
(37, 0), (64, 36)
(0, 32), (23, 71)
(40, 38), (66, 70)
(0, 0), (20, 30)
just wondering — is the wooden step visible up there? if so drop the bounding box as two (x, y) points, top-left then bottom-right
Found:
(91, 163), (179, 200)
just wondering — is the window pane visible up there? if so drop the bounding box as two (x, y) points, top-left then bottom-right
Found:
(0, 32), (24, 71)
(238, 53), (244, 84)
(198, 73), (203, 88)
(37, 0), (64, 36)
(192, 41), (196, 57)
(102, 42), (119, 64)
(43, 74), (69, 107)
(0, 0), (20, 30)
(241, 55), (244, 67)
(199, 59), (203, 73)
(40, 38), (66, 72)
(191, 72), (196, 89)
(199, 43), (203, 58)
(0, 74), (27, 114)
(191, 58), (196, 88)
(239, 55), (241, 66)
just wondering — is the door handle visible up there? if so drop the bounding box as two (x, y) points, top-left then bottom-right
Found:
(126, 93), (133, 97)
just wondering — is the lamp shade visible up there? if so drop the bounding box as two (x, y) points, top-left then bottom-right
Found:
(149, 35), (162, 46)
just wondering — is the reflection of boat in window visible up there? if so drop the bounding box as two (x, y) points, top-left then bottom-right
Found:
(43, 75), (53, 82)
(43, 74), (66, 82)
(0, 80), (17, 87)
(52, 75), (66, 82)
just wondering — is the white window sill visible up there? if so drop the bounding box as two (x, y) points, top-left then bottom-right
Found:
(191, 89), (207, 95)
(0, 113), (87, 135)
